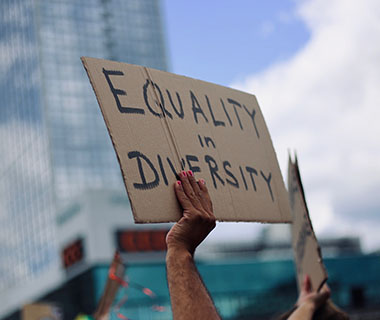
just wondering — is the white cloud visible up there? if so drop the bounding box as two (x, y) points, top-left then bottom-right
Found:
(232, 0), (380, 251)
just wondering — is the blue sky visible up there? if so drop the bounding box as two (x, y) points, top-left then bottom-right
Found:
(162, 0), (380, 252)
(163, 0), (310, 86)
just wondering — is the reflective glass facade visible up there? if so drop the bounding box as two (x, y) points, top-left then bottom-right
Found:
(37, 0), (168, 205)
(0, 0), (168, 292)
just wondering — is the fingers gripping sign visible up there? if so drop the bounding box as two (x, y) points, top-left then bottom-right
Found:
(296, 274), (331, 311)
(166, 170), (216, 255)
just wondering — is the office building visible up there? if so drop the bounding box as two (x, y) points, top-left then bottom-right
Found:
(0, 0), (168, 317)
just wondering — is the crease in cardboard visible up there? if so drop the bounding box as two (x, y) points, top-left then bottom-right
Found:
(143, 67), (183, 174)
(142, 67), (238, 221)
(204, 99), (238, 220)
(82, 57), (293, 224)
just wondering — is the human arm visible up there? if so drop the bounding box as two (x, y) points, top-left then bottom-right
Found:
(166, 170), (221, 320)
(93, 251), (125, 320)
(287, 275), (330, 320)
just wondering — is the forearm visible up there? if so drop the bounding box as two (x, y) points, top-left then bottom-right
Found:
(288, 302), (315, 320)
(166, 248), (221, 320)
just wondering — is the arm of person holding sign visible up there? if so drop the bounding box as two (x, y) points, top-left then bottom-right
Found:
(289, 275), (349, 320)
(288, 275), (330, 320)
(277, 275), (330, 320)
(166, 170), (221, 320)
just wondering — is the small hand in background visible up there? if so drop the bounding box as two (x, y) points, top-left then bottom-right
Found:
(296, 274), (330, 311)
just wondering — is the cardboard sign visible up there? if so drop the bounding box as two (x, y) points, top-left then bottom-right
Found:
(288, 155), (327, 292)
(22, 304), (62, 320)
(82, 57), (291, 223)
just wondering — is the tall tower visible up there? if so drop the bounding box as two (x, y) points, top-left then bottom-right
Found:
(0, 0), (167, 297)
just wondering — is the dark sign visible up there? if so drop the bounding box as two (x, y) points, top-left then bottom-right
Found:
(116, 230), (168, 252)
(61, 238), (84, 269)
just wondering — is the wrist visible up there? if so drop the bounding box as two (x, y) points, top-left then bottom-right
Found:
(166, 240), (195, 255)
(166, 246), (193, 262)
(299, 301), (317, 314)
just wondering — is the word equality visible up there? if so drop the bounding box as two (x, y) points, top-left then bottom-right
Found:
(103, 68), (260, 136)
(128, 151), (275, 202)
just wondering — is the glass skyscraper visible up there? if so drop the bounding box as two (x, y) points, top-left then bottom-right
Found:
(0, 0), (167, 293)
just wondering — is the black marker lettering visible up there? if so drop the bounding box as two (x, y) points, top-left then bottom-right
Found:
(102, 69), (144, 114)
(239, 166), (248, 190)
(143, 79), (168, 118)
(198, 134), (204, 148)
(154, 82), (171, 118)
(186, 155), (201, 174)
(190, 90), (208, 124)
(157, 154), (168, 186)
(223, 161), (239, 188)
(227, 98), (243, 130)
(205, 95), (225, 127)
(296, 221), (312, 265)
(246, 166), (258, 191)
(204, 136), (216, 149)
(204, 155), (225, 189)
(166, 157), (180, 180)
(289, 172), (299, 209)
(243, 105), (260, 138)
(128, 151), (159, 189)
(260, 170), (274, 202)
(220, 98), (232, 126)
(166, 90), (184, 119)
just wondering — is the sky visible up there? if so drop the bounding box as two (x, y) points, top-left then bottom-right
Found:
(163, 0), (380, 252)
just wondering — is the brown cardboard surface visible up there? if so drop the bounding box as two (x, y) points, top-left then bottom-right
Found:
(288, 154), (327, 292)
(22, 304), (61, 320)
(82, 57), (291, 223)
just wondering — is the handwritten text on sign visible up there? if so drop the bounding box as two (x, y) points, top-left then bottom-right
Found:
(82, 57), (291, 223)
(288, 156), (327, 292)
(103, 69), (274, 196)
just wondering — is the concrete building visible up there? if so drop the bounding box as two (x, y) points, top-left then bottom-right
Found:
(0, 0), (168, 317)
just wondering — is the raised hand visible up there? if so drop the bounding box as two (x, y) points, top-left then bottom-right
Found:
(166, 170), (216, 255)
